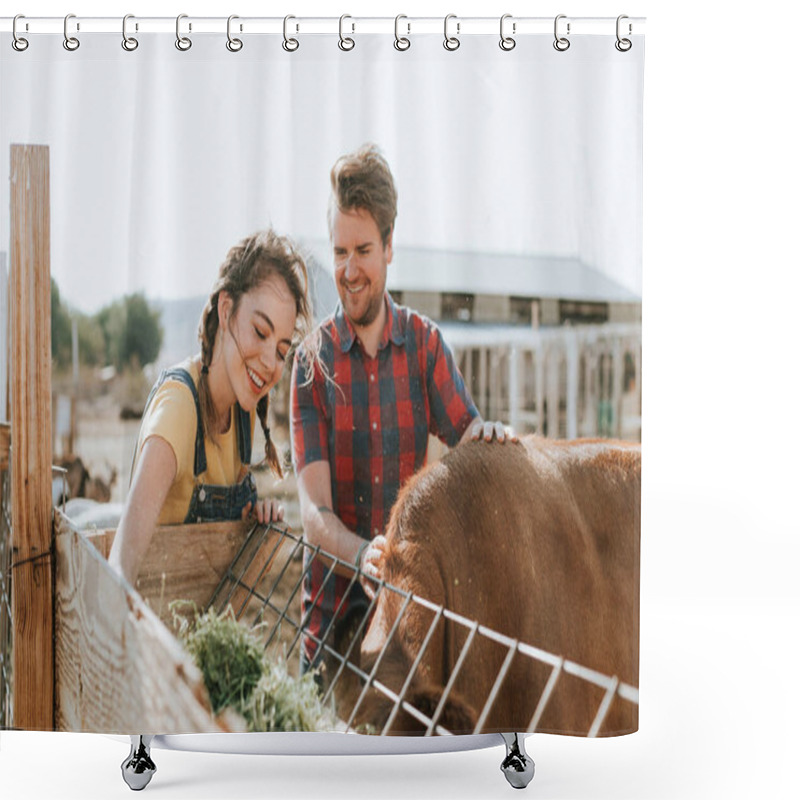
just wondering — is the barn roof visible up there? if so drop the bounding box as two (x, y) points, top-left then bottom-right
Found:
(387, 247), (641, 303)
(304, 241), (641, 305)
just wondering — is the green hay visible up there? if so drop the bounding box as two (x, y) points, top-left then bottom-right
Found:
(244, 659), (333, 733)
(173, 602), (333, 732)
(172, 603), (263, 716)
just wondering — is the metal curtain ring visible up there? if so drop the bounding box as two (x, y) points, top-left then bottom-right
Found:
(339, 15), (355, 51)
(226, 15), (243, 52)
(122, 14), (139, 51)
(282, 15), (299, 52)
(499, 13), (516, 51)
(394, 14), (410, 51)
(63, 13), (80, 51)
(176, 14), (192, 51)
(443, 14), (460, 51)
(12, 15), (29, 51)
(615, 15), (632, 52)
(553, 14), (570, 51)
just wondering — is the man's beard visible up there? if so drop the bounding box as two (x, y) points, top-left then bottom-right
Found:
(346, 286), (384, 328)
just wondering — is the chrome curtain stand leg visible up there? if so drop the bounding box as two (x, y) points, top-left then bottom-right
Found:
(121, 735), (156, 791)
(500, 733), (535, 789)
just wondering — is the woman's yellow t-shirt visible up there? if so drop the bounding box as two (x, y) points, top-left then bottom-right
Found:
(133, 358), (255, 525)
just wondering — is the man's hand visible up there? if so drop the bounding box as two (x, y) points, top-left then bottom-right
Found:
(470, 420), (519, 444)
(359, 534), (387, 601)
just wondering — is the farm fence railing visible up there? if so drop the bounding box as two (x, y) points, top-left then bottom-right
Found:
(206, 522), (639, 737)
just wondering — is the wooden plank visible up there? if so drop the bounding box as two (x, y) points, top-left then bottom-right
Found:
(10, 144), (54, 731)
(84, 519), (284, 627)
(54, 512), (237, 733)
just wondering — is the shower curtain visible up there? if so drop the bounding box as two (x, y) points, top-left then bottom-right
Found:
(0, 18), (644, 737)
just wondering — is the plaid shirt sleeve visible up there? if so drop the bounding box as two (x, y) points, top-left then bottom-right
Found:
(290, 343), (329, 475)
(424, 322), (480, 447)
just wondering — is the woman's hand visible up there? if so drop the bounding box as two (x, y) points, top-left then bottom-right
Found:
(470, 420), (519, 444)
(243, 498), (285, 525)
(359, 534), (387, 601)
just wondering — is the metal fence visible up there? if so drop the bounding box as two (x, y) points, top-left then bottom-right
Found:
(0, 467), (13, 729)
(206, 522), (639, 737)
(450, 322), (642, 442)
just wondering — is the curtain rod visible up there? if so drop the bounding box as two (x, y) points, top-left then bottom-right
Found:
(1, 16), (646, 37)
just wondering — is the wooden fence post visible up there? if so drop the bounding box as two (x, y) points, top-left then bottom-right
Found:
(10, 144), (54, 730)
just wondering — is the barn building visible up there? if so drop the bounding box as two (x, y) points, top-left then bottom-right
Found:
(308, 243), (642, 444)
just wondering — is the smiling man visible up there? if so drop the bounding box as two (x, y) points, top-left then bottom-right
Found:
(290, 144), (513, 679)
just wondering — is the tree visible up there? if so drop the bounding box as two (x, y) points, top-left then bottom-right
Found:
(120, 293), (163, 369)
(49, 281), (163, 371)
(97, 293), (163, 370)
(96, 301), (124, 368)
(51, 278), (72, 370)
(76, 313), (105, 367)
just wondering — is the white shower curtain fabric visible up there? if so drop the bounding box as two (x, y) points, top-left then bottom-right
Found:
(1, 34), (642, 312)
(0, 29), (644, 736)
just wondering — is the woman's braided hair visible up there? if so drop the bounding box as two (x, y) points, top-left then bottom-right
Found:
(197, 229), (313, 478)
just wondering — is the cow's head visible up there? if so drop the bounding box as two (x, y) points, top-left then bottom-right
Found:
(348, 605), (479, 734)
(352, 672), (479, 735)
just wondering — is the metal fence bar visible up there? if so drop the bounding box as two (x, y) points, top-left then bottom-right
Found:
(424, 620), (479, 736)
(263, 528), (636, 704)
(381, 605), (444, 735)
(618, 683), (639, 705)
(262, 544), (322, 650)
(370, 677), (451, 735)
(588, 675), (620, 738)
(560, 658), (625, 695)
(231, 525), (284, 619)
(206, 522), (281, 614)
(284, 553), (340, 657)
(526, 657), (564, 733)
(290, 630), (450, 734)
(207, 522), (639, 737)
(312, 555), (367, 666)
(321, 581), (386, 705)
(250, 534), (306, 628)
(345, 593), (413, 732)
(472, 640), (518, 734)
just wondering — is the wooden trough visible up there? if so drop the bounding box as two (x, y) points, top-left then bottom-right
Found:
(53, 513), (288, 733)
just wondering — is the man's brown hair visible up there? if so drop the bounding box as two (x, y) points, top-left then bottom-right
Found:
(328, 143), (398, 245)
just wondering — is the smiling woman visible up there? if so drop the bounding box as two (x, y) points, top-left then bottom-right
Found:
(108, 230), (316, 586)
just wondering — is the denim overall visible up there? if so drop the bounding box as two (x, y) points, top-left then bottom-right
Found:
(141, 367), (258, 523)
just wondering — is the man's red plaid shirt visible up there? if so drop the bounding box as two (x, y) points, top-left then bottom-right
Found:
(290, 292), (478, 666)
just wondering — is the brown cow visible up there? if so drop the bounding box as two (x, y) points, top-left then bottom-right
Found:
(341, 435), (640, 737)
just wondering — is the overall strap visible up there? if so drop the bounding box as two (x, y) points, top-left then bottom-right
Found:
(144, 366), (252, 477)
(236, 404), (253, 466)
(155, 367), (206, 477)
